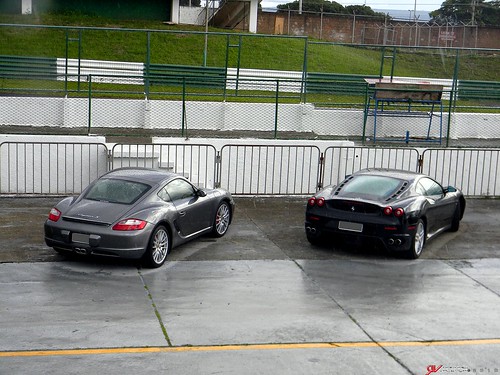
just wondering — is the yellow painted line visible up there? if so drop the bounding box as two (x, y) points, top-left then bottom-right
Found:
(1, 339), (500, 358)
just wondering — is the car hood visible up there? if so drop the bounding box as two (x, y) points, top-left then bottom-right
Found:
(62, 199), (134, 225)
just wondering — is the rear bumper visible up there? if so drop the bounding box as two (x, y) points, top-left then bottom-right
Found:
(305, 219), (413, 252)
(44, 221), (152, 259)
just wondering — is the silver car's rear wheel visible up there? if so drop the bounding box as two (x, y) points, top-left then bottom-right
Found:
(144, 226), (170, 268)
(212, 202), (231, 237)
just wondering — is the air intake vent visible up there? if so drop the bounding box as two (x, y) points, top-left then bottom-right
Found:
(334, 175), (354, 195)
(385, 181), (409, 201)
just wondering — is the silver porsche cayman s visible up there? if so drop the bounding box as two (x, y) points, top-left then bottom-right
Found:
(45, 168), (234, 268)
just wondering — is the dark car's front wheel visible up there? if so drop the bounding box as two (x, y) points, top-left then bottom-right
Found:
(212, 201), (231, 237)
(405, 219), (426, 259)
(144, 225), (170, 268)
(449, 202), (462, 232)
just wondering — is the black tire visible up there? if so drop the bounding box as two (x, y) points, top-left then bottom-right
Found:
(143, 225), (170, 268)
(449, 202), (461, 232)
(212, 201), (231, 237)
(405, 219), (426, 259)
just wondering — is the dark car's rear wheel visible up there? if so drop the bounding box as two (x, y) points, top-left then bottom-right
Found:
(405, 219), (425, 259)
(212, 201), (231, 237)
(143, 225), (170, 268)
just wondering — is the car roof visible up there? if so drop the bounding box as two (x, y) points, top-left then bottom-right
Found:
(102, 168), (179, 185)
(354, 168), (425, 182)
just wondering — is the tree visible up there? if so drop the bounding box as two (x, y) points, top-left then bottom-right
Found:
(344, 5), (387, 18)
(276, 0), (384, 16)
(430, 0), (500, 26)
(481, 0), (500, 25)
(277, 0), (344, 14)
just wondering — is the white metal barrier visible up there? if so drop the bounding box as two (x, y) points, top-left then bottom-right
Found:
(0, 142), (108, 195)
(1, 142), (499, 198)
(422, 148), (500, 197)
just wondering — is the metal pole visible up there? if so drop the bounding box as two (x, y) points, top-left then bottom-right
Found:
(203, 0), (209, 66)
(301, 38), (308, 103)
(447, 50), (460, 147)
(287, 9), (291, 35)
(274, 80), (279, 139)
(352, 14), (356, 43)
(319, 8), (323, 40)
(182, 77), (186, 138)
(77, 29), (82, 91)
(87, 75), (92, 136)
(236, 35), (242, 94)
(65, 30), (68, 94)
(145, 31), (150, 98)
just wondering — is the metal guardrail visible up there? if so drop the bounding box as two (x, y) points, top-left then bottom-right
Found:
(0, 142), (108, 195)
(321, 147), (421, 189)
(422, 148), (500, 197)
(219, 144), (322, 195)
(1, 142), (499, 197)
(110, 143), (218, 189)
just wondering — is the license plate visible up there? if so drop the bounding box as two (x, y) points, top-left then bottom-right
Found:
(338, 221), (363, 233)
(72, 233), (90, 245)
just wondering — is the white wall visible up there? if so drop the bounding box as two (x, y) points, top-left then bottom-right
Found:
(1, 96), (498, 140)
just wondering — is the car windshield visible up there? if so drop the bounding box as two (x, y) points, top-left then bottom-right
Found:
(343, 175), (402, 198)
(85, 178), (151, 205)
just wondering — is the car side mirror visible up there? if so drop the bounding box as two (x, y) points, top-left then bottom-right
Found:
(445, 186), (457, 193)
(197, 189), (207, 197)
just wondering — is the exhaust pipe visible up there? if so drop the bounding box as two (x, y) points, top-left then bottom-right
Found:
(74, 248), (87, 255)
(388, 238), (394, 245)
(395, 239), (402, 245)
(306, 227), (317, 234)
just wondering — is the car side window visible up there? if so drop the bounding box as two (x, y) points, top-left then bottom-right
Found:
(415, 182), (426, 196)
(162, 178), (196, 202)
(158, 186), (171, 202)
(418, 177), (444, 198)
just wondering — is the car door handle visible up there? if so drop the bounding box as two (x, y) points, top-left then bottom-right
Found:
(179, 211), (186, 217)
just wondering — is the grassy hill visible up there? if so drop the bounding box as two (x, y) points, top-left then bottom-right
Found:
(0, 13), (499, 81)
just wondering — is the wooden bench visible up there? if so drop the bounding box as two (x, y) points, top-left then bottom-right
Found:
(364, 82), (444, 144)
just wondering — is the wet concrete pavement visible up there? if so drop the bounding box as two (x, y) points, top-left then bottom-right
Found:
(1, 197), (500, 374)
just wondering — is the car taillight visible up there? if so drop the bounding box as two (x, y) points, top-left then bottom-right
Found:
(112, 219), (147, 231)
(48, 208), (61, 222)
(383, 206), (405, 217)
(394, 207), (405, 217)
(308, 197), (326, 207)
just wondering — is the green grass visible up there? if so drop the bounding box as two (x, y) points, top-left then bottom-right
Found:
(1, 13), (500, 81)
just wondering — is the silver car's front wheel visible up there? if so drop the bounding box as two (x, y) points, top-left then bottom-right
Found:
(212, 202), (231, 237)
(144, 226), (170, 268)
